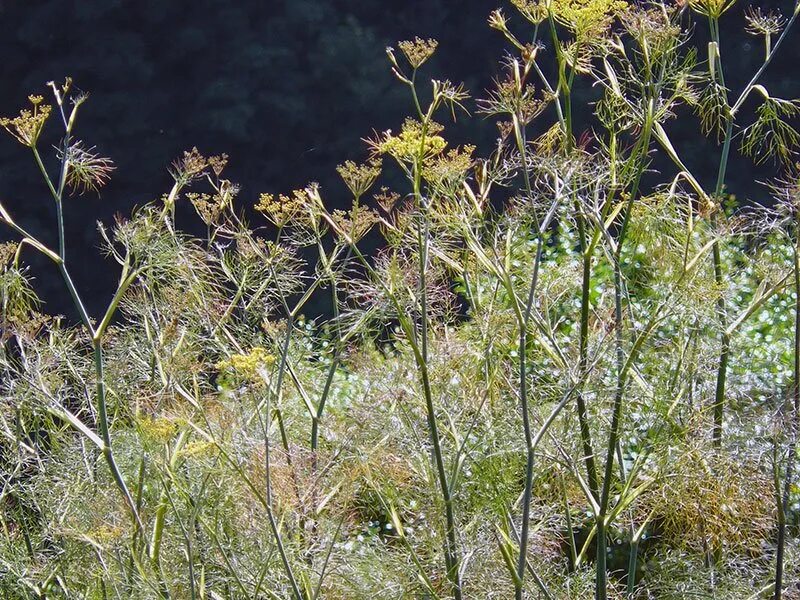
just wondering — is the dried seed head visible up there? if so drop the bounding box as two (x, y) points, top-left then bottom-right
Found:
(62, 141), (115, 194)
(745, 7), (786, 37)
(373, 186), (401, 214)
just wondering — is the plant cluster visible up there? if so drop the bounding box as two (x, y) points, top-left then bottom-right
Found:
(2, 2), (800, 599)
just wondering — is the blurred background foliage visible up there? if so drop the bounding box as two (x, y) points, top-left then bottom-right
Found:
(0, 0), (797, 318)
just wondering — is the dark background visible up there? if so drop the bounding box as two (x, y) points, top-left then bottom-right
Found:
(0, 0), (798, 321)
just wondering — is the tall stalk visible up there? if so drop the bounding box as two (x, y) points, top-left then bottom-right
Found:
(0, 89), (143, 531)
(407, 70), (463, 599)
(708, 15), (732, 449)
(510, 113), (551, 600)
(416, 160), (462, 600)
(549, 8), (601, 502)
(595, 103), (654, 600)
(706, 9), (799, 447)
(774, 215), (800, 600)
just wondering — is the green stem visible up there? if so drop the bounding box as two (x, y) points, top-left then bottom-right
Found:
(596, 104), (653, 600)
(515, 235), (544, 600)
(418, 200), (462, 600)
(94, 338), (142, 530)
(708, 9), (797, 447)
(577, 215), (599, 501)
(709, 13), (732, 449)
(774, 224), (800, 600)
(264, 325), (306, 600)
(32, 146), (66, 260)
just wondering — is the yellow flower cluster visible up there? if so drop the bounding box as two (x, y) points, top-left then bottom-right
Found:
(551, 0), (629, 37)
(0, 242), (19, 269)
(510, 0), (628, 35)
(86, 523), (124, 544)
(374, 119), (447, 163)
(397, 37), (438, 69)
(510, 0), (548, 24)
(331, 203), (380, 242)
(216, 346), (275, 382)
(255, 188), (317, 228)
(178, 440), (217, 459)
(423, 145), (476, 194)
(137, 415), (177, 442)
(336, 159), (382, 199)
(0, 95), (52, 147)
(170, 147), (209, 185)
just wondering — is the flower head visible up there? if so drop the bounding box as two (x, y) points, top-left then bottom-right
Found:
(423, 145), (476, 196)
(397, 37), (438, 69)
(0, 242), (19, 270)
(0, 95), (52, 147)
(745, 7), (786, 38)
(216, 347), (275, 383)
(550, 0), (629, 38)
(687, 0), (736, 19)
(510, 0), (548, 24)
(62, 141), (115, 194)
(255, 187), (319, 228)
(370, 118), (447, 163)
(331, 202), (379, 242)
(170, 147), (208, 186)
(337, 159), (382, 199)
(488, 9), (510, 31)
(373, 186), (401, 214)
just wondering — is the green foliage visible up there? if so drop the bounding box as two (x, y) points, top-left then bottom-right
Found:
(2, 2), (800, 599)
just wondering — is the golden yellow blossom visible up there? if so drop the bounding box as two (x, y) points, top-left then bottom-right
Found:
(551, 0), (629, 37)
(423, 145), (476, 195)
(178, 440), (217, 460)
(0, 242), (19, 269)
(397, 37), (438, 69)
(331, 202), (380, 242)
(255, 188), (318, 228)
(216, 346), (275, 382)
(337, 159), (382, 199)
(137, 415), (177, 442)
(510, 0), (548, 24)
(170, 147), (209, 185)
(0, 95), (52, 147)
(372, 118), (447, 163)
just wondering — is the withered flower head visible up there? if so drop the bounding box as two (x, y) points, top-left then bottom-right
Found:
(745, 7), (786, 37)
(373, 186), (401, 214)
(62, 141), (115, 195)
